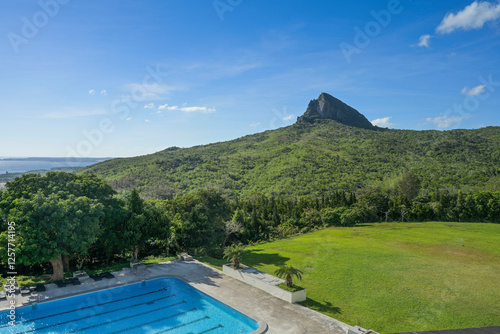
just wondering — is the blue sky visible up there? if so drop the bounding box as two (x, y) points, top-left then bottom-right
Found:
(1, 0), (500, 157)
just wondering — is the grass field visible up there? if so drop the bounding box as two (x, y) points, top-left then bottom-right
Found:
(230, 222), (500, 334)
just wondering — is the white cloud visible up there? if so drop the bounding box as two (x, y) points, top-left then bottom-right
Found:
(283, 115), (294, 121)
(426, 115), (466, 129)
(100, 90), (107, 95)
(249, 122), (261, 128)
(461, 84), (486, 96)
(436, 1), (500, 34)
(144, 103), (155, 109)
(158, 104), (216, 114)
(158, 104), (179, 112)
(371, 117), (395, 127)
(188, 106), (216, 113)
(145, 119), (151, 123)
(88, 89), (95, 95)
(417, 34), (432, 48)
(126, 117), (132, 121)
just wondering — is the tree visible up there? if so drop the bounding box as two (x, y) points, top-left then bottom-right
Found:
(128, 189), (144, 215)
(395, 171), (421, 201)
(223, 243), (245, 268)
(168, 189), (230, 254)
(223, 220), (244, 246)
(0, 172), (115, 281)
(6, 193), (103, 281)
(274, 265), (303, 287)
(321, 209), (342, 226)
(124, 189), (148, 260)
(142, 200), (172, 256)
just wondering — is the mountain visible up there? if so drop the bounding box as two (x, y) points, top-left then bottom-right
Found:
(81, 94), (500, 199)
(297, 93), (375, 129)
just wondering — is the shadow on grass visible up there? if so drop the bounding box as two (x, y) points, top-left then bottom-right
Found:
(195, 256), (228, 271)
(242, 249), (290, 268)
(197, 250), (291, 271)
(300, 298), (342, 316)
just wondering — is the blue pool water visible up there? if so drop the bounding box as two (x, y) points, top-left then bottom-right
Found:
(0, 278), (259, 333)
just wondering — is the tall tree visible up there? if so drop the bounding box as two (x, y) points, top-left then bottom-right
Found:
(0, 172), (116, 281)
(124, 189), (148, 260)
(395, 171), (421, 201)
(6, 193), (103, 281)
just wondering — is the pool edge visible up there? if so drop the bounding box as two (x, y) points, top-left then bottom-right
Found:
(0, 272), (269, 334)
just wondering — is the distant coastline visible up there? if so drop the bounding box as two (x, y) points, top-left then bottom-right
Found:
(0, 157), (112, 176)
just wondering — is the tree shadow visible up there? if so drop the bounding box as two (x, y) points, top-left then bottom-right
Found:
(242, 249), (290, 268)
(300, 298), (342, 315)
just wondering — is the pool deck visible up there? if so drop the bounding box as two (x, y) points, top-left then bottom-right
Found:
(0, 260), (351, 334)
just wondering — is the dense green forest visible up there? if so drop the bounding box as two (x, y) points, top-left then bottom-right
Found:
(2, 116), (500, 280)
(1, 172), (499, 281)
(82, 120), (500, 199)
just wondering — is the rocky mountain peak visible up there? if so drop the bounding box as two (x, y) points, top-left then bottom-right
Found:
(297, 93), (375, 129)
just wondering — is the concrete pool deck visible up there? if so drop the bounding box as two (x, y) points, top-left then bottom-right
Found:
(0, 260), (351, 334)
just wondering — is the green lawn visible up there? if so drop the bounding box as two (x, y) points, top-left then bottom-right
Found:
(236, 222), (500, 334)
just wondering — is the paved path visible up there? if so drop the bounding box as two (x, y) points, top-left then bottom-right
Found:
(1, 260), (350, 334)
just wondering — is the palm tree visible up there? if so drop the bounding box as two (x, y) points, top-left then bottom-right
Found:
(274, 265), (303, 287)
(223, 243), (245, 268)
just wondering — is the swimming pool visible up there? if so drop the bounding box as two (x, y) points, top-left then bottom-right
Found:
(0, 278), (260, 333)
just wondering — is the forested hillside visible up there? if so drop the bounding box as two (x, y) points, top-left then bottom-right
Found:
(82, 120), (500, 199)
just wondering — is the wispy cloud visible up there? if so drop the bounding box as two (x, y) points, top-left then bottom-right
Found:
(158, 104), (179, 112)
(249, 122), (261, 128)
(461, 84), (486, 96)
(426, 115), (466, 129)
(125, 83), (180, 100)
(158, 104), (216, 114)
(88, 89), (95, 95)
(100, 90), (107, 95)
(43, 109), (109, 119)
(436, 1), (500, 34)
(283, 115), (294, 121)
(371, 117), (395, 127)
(417, 34), (432, 48)
(144, 103), (155, 109)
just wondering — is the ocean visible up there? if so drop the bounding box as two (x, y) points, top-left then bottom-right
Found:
(0, 157), (111, 174)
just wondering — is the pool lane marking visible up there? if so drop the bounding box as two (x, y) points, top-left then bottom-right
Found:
(21, 298), (183, 333)
(113, 315), (210, 333)
(0, 288), (172, 328)
(197, 324), (224, 334)
(21, 296), (182, 333)
(67, 306), (198, 333)
(152, 317), (209, 333)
